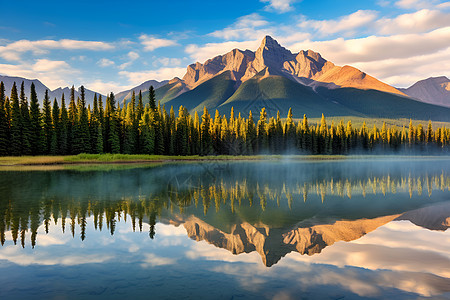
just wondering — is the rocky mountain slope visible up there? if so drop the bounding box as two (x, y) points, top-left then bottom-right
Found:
(399, 76), (450, 108)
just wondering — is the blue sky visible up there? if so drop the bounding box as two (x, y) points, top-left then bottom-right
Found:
(0, 0), (449, 93)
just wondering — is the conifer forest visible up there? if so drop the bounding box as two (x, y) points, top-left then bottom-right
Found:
(0, 81), (449, 156)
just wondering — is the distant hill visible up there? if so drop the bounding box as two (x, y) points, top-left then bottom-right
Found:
(399, 76), (450, 108)
(115, 79), (169, 104)
(0, 75), (105, 106)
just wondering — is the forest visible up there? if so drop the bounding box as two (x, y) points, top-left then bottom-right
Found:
(0, 81), (449, 156)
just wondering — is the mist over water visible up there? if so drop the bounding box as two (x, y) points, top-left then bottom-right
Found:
(0, 157), (450, 299)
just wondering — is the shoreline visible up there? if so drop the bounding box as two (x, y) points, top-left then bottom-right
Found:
(1, 154), (450, 168)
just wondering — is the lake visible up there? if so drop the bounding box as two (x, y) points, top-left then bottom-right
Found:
(0, 157), (449, 299)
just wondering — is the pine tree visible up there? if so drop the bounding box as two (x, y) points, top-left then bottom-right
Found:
(149, 86), (156, 110)
(72, 86), (90, 153)
(68, 86), (77, 154)
(246, 111), (256, 155)
(256, 107), (268, 153)
(42, 90), (53, 154)
(200, 107), (213, 155)
(0, 82), (9, 155)
(29, 83), (42, 155)
(108, 93), (120, 153)
(19, 82), (31, 155)
(51, 99), (60, 154)
(59, 94), (69, 154)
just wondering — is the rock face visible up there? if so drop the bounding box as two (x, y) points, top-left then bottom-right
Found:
(181, 35), (405, 96)
(399, 76), (450, 107)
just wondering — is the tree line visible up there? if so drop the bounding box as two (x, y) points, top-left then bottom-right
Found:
(0, 81), (449, 156)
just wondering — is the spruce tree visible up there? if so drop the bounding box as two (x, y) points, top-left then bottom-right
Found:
(51, 99), (60, 154)
(10, 83), (22, 155)
(19, 82), (32, 155)
(0, 82), (9, 155)
(149, 86), (156, 110)
(42, 90), (53, 154)
(29, 83), (42, 155)
(200, 107), (212, 155)
(59, 94), (69, 154)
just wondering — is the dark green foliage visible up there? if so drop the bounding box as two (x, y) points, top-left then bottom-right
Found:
(29, 83), (42, 155)
(42, 90), (52, 154)
(59, 94), (69, 155)
(149, 86), (156, 110)
(10, 83), (21, 155)
(51, 99), (59, 154)
(19, 82), (32, 155)
(1, 81), (450, 157)
(0, 82), (9, 155)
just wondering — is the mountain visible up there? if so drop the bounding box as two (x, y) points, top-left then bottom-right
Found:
(160, 36), (450, 121)
(182, 36), (405, 96)
(0, 75), (105, 106)
(399, 76), (450, 108)
(115, 79), (169, 104)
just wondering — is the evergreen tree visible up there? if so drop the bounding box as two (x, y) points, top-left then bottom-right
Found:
(51, 99), (60, 154)
(59, 94), (69, 154)
(246, 111), (256, 155)
(29, 83), (42, 155)
(256, 107), (268, 153)
(107, 93), (120, 153)
(149, 86), (156, 110)
(10, 83), (21, 155)
(0, 82), (9, 155)
(19, 82), (32, 155)
(200, 107), (213, 155)
(42, 90), (53, 154)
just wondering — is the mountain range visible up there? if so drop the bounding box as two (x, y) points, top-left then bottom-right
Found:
(399, 76), (450, 108)
(0, 75), (105, 107)
(1, 36), (449, 120)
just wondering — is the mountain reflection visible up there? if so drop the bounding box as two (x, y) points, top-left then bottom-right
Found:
(1, 159), (450, 266)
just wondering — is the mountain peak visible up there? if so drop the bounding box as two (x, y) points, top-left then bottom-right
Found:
(258, 35), (290, 54)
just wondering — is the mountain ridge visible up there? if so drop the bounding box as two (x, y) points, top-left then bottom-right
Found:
(399, 76), (450, 108)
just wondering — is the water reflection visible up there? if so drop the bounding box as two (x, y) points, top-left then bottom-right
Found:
(0, 159), (450, 298)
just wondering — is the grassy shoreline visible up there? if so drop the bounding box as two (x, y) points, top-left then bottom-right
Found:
(0, 153), (449, 167)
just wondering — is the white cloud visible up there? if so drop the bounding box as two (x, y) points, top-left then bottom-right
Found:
(85, 80), (133, 95)
(32, 59), (70, 72)
(118, 51), (140, 70)
(154, 57), (182, 67)
(0, 59), (79, 90)
(0, 39), (114, 61)
(97, 58), (115, 67)
(127, 51), (139, 60)
(437, 1), (450, 9)
(119, 67), (186, 85)
(210, 13), (271, 40)
(298, 10), (378, 37)
(287, 26), (450, 87)
(185, 40), (261, 63)
(139, 34), (178, 51)
(377, 9), (450, 34)
(395, 0), (439, 9)
(260, 0), (299, 13)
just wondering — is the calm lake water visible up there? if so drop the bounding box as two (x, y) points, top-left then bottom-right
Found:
(0, 157), (450, 299)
